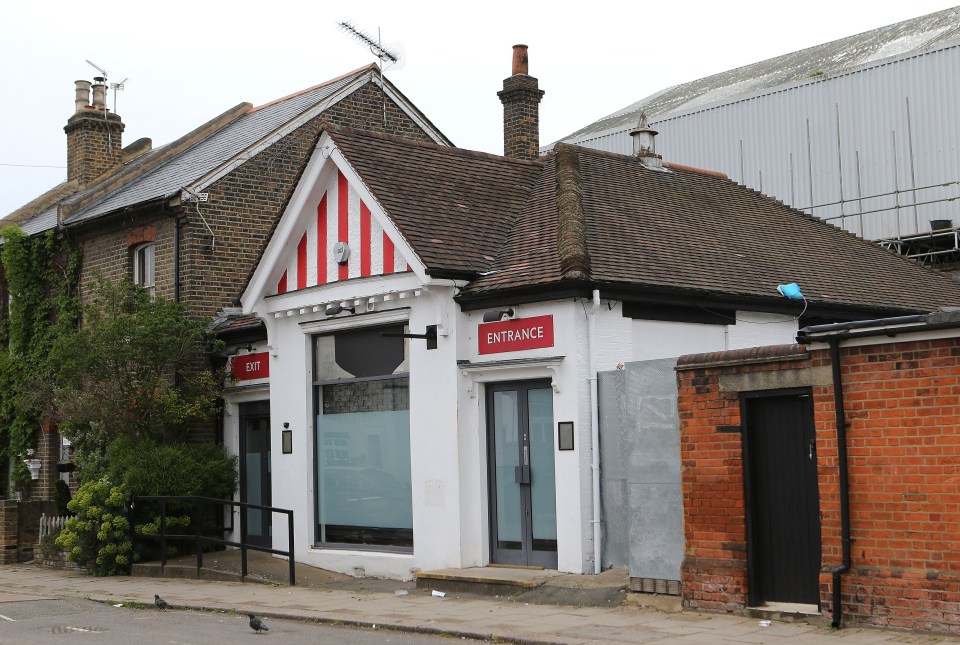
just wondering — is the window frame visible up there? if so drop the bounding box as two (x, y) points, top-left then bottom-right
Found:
(132, 242), (156, 293)
(312, 324), (413, 553)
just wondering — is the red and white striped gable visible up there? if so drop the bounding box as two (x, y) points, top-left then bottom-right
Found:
(274, 169), (410, 295)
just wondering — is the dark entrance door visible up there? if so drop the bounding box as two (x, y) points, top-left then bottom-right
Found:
(239, 401), (271, 549)
(743, 390), (821, 606)
(487, 380), (557, 568)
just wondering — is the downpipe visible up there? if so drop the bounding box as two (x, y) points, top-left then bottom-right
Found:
(828, 337), (852, 628)
(588, 289), (602, 574)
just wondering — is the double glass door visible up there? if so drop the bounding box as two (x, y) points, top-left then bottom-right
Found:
(487, 381), (557, 568)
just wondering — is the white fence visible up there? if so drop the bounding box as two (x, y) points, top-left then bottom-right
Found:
(39, 513), (69, 539)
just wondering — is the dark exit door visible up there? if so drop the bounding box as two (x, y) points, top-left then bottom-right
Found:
(487, 380), (557, 568)
(743, 390), (821, 606)
(239, 401), (271, 549)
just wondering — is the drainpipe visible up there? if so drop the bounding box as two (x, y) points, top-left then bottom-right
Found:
(174, 216), (181, 303)
(588, 289), (602, 574)
(828, 337), (851, 628)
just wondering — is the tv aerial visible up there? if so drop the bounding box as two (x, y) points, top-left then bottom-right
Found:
(337, 21), (403, 70)
(85, 59), (127, 112)
(337, 21), (404, 129)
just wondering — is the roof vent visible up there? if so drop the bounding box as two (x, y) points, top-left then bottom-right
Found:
(630, 112), (663, 170)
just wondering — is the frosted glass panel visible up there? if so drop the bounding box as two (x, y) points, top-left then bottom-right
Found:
(315, 377), (412, 547)
(318, 409), (412, 529)
(528, 388), (557, 544)
(493, 390), (521, 547)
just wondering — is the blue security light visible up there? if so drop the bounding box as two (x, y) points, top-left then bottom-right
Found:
(777, 282), (804, 300)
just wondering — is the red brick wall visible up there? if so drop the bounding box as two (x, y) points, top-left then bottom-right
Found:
(678, 337), (960, 634)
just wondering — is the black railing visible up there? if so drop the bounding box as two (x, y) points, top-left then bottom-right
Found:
(131, 495), (296, 586)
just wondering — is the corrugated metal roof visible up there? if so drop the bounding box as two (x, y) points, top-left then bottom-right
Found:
(63, 72), (367, 226)
(555, 6), (960, 146)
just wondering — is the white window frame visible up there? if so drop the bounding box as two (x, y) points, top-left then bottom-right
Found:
(133, 243), (156, 293)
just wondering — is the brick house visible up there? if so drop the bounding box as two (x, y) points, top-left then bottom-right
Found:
(227, 46), (960, 582)
(0, 65), (449, 557)
(677, 311), (960, 632)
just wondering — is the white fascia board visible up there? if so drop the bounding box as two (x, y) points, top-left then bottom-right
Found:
(261, 271), (423, 315)
(326, 145), (429, 283)
(182, 71), (376, 198)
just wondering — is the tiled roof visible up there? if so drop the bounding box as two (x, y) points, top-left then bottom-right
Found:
(558, 6), (960, 144)
(326, 125), (541, 274)
(329, 127), (960, 315)
(467, 145), (960, 314)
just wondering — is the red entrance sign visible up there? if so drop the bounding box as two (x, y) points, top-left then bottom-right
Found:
(478, 315), (554, 355)
(231, 352), (269, 380)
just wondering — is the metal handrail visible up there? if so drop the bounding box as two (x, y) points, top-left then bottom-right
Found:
(131, 495), (295, 586)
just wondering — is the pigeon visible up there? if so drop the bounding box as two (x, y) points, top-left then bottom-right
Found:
(154, 594), (169, 610)
(249, 614), (269, 633)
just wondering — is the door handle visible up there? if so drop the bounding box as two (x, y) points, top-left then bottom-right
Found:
(515, 465), (531, 484)
(808, 440), (816, 461)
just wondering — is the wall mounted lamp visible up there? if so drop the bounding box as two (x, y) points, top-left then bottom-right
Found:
(482, 308), (515, 323)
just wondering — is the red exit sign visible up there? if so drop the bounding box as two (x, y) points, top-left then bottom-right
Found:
(479, 315), (554, 355)
(232, 352), (269, 380)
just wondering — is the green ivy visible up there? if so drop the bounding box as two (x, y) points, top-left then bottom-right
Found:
(0, 226), (81, 489)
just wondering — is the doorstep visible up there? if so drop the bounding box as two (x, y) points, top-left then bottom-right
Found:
(747, 601), (826, 625)
(414, 566), (630, 607)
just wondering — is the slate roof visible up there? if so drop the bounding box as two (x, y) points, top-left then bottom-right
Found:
(557, 6), (960, 145)
(5, 65), (450, 233)
(329, 126), (960, 317)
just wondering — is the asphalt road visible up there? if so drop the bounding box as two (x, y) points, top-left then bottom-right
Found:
(0, 596), (474, 645)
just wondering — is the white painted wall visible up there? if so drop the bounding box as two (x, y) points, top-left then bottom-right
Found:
(238, 271), (800, 580)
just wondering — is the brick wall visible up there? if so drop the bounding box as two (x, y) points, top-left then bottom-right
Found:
(0, 499), (17, 563)
(677, 338), (960, 633)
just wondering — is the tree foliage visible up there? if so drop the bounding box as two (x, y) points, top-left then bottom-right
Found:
(52, 277), (224, 477)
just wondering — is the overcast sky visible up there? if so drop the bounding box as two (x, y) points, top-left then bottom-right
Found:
(1, 1), (958, 216)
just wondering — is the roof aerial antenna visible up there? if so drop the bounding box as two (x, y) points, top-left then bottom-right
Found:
(111, 77), (128, 114)
(85, 59), (125, 150)
(337, 21), (404, 130)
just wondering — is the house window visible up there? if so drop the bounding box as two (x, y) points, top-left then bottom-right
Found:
(314, 324), (412, 550)
(133, 243), (155, 294)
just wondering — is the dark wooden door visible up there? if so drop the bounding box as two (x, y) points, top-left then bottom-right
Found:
(743, 391), (820, 606)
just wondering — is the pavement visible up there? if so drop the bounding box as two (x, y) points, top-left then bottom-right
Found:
(3, 560), (960, 644)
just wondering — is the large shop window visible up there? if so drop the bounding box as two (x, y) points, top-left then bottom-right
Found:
(314, 324), (412, 550)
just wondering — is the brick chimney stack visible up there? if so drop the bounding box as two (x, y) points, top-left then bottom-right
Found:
(498, 44), (544, 161)
(65, 78), (125, 185)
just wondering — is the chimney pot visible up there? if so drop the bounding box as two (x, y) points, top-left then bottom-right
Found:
(74, 80), (91, 113)
(91, 83), (108, 111)
(512, 44), (529, 75)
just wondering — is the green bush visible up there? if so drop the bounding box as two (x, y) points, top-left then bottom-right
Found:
(55, 481), (132, 576)
(106, 437), (237, 499)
